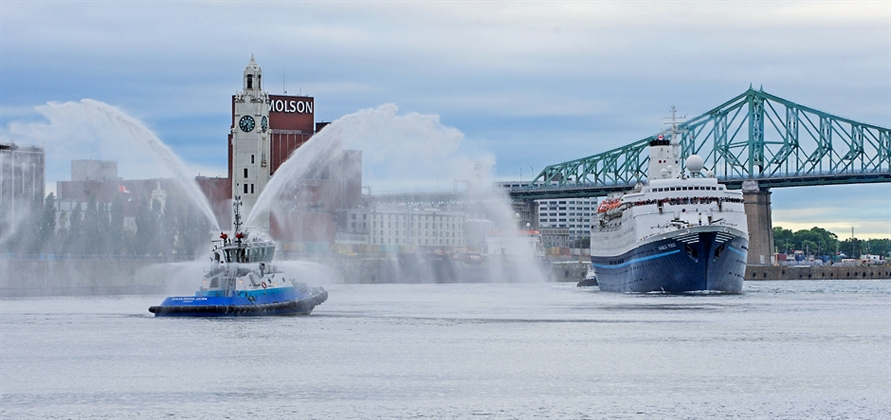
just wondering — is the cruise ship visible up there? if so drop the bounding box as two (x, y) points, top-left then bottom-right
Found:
(589, 122), (748, 293)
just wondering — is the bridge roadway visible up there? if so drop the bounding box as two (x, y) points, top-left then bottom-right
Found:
(507, 172), (891, 201)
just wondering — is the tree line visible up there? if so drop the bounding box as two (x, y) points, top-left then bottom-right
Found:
(773, 226), (890, 258)
(1, 193), (212, 259)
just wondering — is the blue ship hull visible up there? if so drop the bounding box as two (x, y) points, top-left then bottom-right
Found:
(591, 230), (747, 293)
(149, 286), (328, 317)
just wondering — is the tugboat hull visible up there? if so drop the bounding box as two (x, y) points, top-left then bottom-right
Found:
(149, 288), (328, 317)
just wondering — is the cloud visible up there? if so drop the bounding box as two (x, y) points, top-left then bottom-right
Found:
(1, 1), (888, 233)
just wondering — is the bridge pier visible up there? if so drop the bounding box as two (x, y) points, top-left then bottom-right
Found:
(743, 185), (775, 265)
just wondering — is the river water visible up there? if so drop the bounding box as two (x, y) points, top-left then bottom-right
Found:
(2, 280), (889, 419)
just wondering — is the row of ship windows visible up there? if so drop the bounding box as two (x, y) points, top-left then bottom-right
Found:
(540, 207), (593, 211)
(650, 186), (721, 192)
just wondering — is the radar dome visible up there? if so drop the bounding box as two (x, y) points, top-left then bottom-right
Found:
(685, 155), (704, 173)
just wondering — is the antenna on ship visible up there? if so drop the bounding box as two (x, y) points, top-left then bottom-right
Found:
(232, 196), (243, 235)
(662, 106), (687, 143)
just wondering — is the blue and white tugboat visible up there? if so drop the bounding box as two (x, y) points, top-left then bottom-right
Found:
(589, 110), (748, 293)
(149, 198), (328, 317)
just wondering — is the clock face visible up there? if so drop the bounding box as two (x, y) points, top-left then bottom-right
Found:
(239, 115), (255, 132)
(261, 116), (268, 133)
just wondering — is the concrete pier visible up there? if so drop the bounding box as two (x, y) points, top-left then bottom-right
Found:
(743, 186), (775, 266)
(745, 265), (890, 281)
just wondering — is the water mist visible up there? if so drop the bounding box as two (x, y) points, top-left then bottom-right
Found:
(249, 103), (550, 284)
(3, 100), (222, 297)
(9, 99), (220, 231)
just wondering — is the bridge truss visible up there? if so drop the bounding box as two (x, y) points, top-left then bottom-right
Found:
(516, 88), (891, 200)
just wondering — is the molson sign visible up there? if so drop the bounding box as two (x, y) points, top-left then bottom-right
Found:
(269, 98), (313, 114)
(267, 95), (314, 132)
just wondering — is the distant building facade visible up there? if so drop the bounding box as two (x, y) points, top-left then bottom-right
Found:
(344, 206), (467, 249)
(496, 182), (596, 242)
(55, 159), (200, 232)
(536, 197), (597, 241)
(0, 143), (45, 237)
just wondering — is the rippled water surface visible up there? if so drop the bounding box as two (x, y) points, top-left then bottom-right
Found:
(2, 280), (889, 419)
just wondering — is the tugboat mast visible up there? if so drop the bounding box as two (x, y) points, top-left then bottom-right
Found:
(232, 196), (244, 236)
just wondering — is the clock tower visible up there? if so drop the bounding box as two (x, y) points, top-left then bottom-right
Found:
(231, 55), (271, 229)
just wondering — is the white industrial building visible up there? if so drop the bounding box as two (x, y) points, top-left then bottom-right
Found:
(345, 206), (467, 248)
(536, 197), (598, 241)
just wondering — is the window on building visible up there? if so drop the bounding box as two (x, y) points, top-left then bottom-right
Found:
(251, 155), (255, 164)
(250, 184), (254, 194)
(244, 168), (248, 178)
(243, 184), (248, 194)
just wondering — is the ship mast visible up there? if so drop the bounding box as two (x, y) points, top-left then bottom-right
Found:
(232, 196), (243, 235)
(664, 106), (686, 144)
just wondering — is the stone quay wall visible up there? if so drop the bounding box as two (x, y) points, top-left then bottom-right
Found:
(745, 264), (890, 281)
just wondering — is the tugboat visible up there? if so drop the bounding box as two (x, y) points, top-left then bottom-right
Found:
(149, 197), (328, 317)
(589, 109), (748, 293)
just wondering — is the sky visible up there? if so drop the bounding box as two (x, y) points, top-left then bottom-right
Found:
(1, 1), (889, 239)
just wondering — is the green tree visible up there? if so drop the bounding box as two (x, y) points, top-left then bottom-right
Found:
(773, 227), (795, 253)
(158, 201), (177, 256)
(108, 195), (125, 256)
(773, 226), (838, 256)
(65, 202), (84, 255)
(55, 209), (69, 255)
(838, 238), (862, 259)
(795, 227), (838, 257)
(864, 238), (890, 257)
(32, 193), (57, 255)
(132, 198), (158, 256)
(173, 204), (212, 259)
(82, 197), (105, 255)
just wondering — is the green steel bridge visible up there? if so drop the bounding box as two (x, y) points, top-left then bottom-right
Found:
(509, 87), (891, 200)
